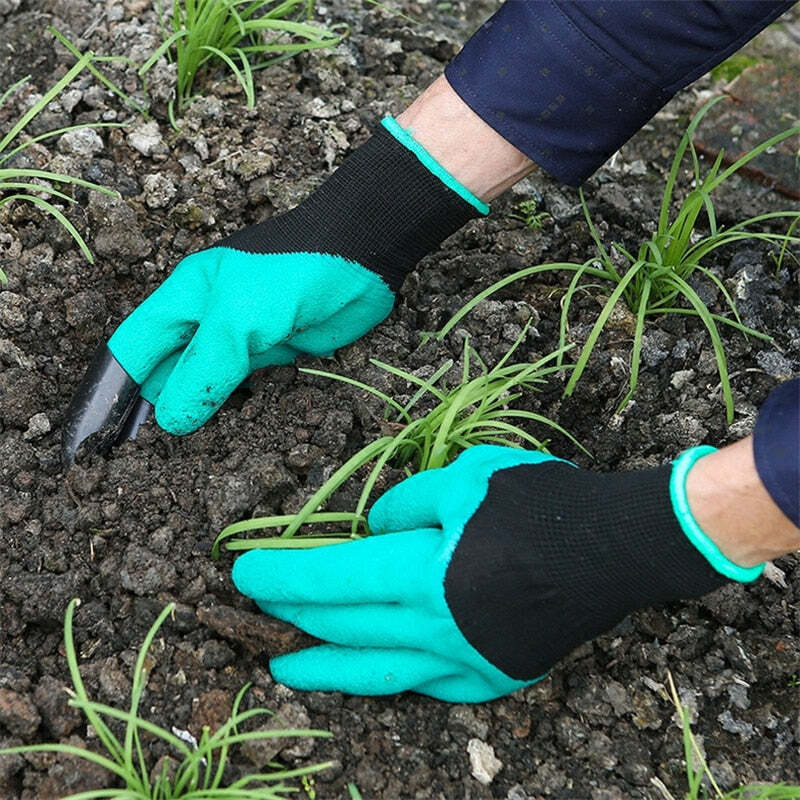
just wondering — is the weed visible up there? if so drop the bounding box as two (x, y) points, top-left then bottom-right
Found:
(0, 599), (333, 799)
(650, 672), (800, 800)
(710, 54), (759, 83)
(0, 53), (119, 281)
(213, 324), (586, 553)
(509, 197), (550, 231)
(141, 0), (345, 120)
(431, 99), (800, 422)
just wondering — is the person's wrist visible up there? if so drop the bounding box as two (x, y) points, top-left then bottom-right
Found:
(396, 76), (537, 202)
(684, 438), (800, 568)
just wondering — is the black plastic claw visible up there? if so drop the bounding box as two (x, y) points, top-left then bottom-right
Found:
(61, 344), (150, 466)
(115, 396), (154, 446)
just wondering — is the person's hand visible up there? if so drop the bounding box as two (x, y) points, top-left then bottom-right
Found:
(232, 444), (762, 703)
(61, 118), (486, 463)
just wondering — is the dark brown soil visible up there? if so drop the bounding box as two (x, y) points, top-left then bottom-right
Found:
(1, 2), (799, 798)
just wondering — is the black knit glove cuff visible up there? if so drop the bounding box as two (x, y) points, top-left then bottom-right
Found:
(218, 119), (488, 292)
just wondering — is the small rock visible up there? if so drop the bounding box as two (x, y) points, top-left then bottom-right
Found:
(142, 173), (177, 209)
(467, 738), (502, 785)
(604, 681), (633, 716)
(726, 682), (750, 710)
(756, 349), (794, 380)
(763, 561), (788, 588)
(127, 120), (167, 157)
(58, 128), (104, 157)
(241, 702), (315, 765)
(23, 412), (50, 441)
(717, 709), (755, 738)
(448, 705), (489, 740)
(670, 369), (696, 390)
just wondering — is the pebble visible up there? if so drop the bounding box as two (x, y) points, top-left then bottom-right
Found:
(670, 368), (695, 390)
(127, 120), (167, 157)
(57, 127), (104, 157)
(241, 701), (314, 765)
(467, 738), (502, 785)
(23, 412), (50, 441)
(756, 349), (794, 380)
(142, 173), (177, 208)
(717, 709), (755, 738)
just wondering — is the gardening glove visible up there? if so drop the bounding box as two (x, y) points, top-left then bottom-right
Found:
(61, 118), (488, 464)
(232, 444), (764, 703)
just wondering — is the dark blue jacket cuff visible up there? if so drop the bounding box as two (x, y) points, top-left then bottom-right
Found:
(445, 0), (795, 186)
(753, 378), (800, 528)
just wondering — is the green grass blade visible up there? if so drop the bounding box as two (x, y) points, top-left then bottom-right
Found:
(664, 273), (735, 422)
(564, 261), (645, 397)
(0, 195), (95, 263)
(617, 278), (651, 414)
(0, 52), (93, 154)
(299, 367), (411, 422)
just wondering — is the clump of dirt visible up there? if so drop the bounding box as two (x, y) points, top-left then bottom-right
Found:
(0, 2), (798, 798)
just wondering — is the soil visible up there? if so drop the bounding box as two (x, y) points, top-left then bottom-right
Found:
(1, 2), (799, 798)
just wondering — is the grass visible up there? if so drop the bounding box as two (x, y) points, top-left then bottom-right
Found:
(0, 599), (333, 799)
(0, 51), (120, 281)
(141, 0), (346, 120)
(429, 98), (800, 422)
(650, 672), (800, 800)
(213, 324), (586, 553)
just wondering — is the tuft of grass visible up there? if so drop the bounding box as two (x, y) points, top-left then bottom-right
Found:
(650, 672), (800, 800)
(213, 324), (587, 554)
(0, 599), (333, 799)
(141, 0), (346, 120)
(0, 52), (120, 281)
(431, 99), (800, 422)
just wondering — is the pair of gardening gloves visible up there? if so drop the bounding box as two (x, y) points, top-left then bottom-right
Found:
(65, 119), (763, 703)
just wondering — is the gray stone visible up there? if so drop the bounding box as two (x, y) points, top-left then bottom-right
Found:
(23, 412), (50, 441)
(58, 128), (104, 157)
(127, 120), (167, 157)
(142, 173), (177, 209)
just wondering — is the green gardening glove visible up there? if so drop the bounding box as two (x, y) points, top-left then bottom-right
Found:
(232, 444), (763, 703)
(61, 119), (487, 462)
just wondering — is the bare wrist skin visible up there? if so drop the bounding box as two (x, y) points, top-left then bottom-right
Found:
(686, 436), (800, 567)
(397, 76), (537, 202)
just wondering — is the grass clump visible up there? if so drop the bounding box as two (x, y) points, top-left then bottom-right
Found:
(0, 599), (332, 799)
(141, 0), (346, 119)
(213, 324), (586, 553)
(433, 98), (800, 422)
(651, 672), (800, 799)
(0, 52), (119, 281)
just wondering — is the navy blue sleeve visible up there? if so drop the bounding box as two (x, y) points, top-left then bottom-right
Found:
(445, 0), (795, 186)
(753, 379), (800, 528)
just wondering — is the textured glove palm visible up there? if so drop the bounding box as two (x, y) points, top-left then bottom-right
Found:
(233, 444), (763, 703)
